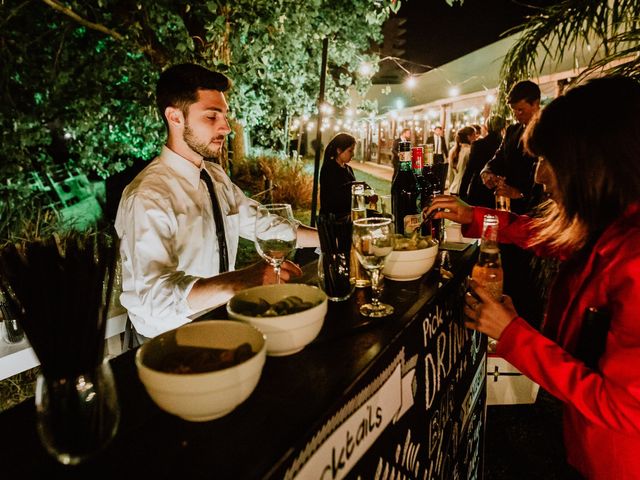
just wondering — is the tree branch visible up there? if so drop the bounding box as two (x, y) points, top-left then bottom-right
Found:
(40, 0), (124, 42)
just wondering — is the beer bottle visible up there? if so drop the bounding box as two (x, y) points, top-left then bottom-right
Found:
(495, 176), (511, 212)
(391, 141), (420, 235)
(350, 184), (371, 288)
(471, 214), (503, 300)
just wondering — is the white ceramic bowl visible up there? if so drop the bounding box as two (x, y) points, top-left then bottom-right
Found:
(227, 283), (328, 356)
(383, 242), (439, 281)
(135, 320), (266, 422)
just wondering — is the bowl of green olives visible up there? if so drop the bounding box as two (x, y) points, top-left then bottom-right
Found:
(227, 284), (328, 356)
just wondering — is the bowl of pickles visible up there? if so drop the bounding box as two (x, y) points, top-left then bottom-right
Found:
(135, 320), (266, 422)
(382, 233), (439, 281)
(227, 284), (328, 356)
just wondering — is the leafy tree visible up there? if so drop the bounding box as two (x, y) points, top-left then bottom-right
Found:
(0, 0), (398, 194)
(499, 0), (640, 96)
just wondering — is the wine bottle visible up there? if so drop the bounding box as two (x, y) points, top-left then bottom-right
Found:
(411, 146), (425, 191)
(391, 141), (420, 235)
(471, 214), (503, 300)
(420, 148), (444, 241)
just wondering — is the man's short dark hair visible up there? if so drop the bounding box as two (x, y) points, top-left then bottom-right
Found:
(156, 63), (231, 127)
(508, 80), (540, 105)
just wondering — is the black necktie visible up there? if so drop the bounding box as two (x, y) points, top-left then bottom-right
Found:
(200, 169), (229, 273)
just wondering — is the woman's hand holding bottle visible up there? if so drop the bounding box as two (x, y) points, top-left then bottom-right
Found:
(464, 279), (519, 339)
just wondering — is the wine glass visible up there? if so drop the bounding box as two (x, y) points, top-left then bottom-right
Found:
(254, 203), (297, 284)
(352, 217), (394, 317)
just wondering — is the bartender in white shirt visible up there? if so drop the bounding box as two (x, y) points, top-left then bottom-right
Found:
(115, 63), (318, 342)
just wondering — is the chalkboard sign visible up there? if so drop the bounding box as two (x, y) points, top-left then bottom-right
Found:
(278, 281), (487, 480)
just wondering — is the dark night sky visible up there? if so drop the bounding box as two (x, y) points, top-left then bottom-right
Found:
(376, 0), (557, 82)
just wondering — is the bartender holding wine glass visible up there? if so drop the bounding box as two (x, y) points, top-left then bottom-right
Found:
(115, 63), (318, 343)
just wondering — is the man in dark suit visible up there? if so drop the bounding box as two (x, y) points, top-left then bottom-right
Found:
(459, 115), (506, 208)
(391, 127), (411, 176)
(426, 126), (449, 164)
(480, 80), (546, 329)
(481, 80), (543, 214)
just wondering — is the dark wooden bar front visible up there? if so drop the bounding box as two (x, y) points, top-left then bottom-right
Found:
(0, 243), (485, 480)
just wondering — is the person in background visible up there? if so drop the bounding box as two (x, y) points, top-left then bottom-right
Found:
(481, 80), (543, 213)
(480, 122), (489, 138)
(480, 80), (546, 328)
(471, 123), (483, 140)
(428, 76), (640, 480)
(115, 63), (318, 342)
(319, 132), (358, 218)
(447, 126), (475, 195)
(459, 115), (507, 207)
(391, 127), (411, 176)
(426, 125), (449, 164)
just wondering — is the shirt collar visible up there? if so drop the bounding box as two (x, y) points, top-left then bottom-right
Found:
(158, 145), (202, 188)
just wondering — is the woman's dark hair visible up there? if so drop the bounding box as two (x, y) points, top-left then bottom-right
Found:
(524, 75), (640, 251)
(450, 126), (475, 169)
(156, 63), (231, 128)
(323, 133), (356, 163)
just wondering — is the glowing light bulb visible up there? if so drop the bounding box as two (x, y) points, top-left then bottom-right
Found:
(359, 62), (373, 76)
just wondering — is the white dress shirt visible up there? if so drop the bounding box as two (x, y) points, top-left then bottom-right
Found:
(448, 144), (470, 195)
(114, 146), (259, 337)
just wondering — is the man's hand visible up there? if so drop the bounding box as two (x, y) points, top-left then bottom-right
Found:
(481, 171), (498, 189)
(494, 182), (524, 199)
(425, 195), (474, 225)
(247, 259), (302, 285)
(187, 260), (303, 313)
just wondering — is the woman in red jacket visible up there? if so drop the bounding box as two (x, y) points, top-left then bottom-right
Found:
(429, 76), (640, 479)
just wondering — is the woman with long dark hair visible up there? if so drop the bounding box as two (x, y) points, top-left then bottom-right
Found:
(447, 126), (476, 195)
(429, 76), (640, 479)
(319, 132), (357, 217)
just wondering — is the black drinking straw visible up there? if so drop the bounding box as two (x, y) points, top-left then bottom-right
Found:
(0, 229), (117, 379)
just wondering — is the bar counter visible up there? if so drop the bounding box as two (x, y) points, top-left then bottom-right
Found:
(0, 243), (485, 479)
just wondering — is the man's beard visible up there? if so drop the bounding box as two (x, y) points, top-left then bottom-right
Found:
(183, 123), (222, 159)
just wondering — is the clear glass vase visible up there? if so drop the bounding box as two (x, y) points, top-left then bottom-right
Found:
(35, 360), (120, 465)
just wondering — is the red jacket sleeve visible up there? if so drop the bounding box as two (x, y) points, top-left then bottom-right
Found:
(462, 207), (535, 248)
(461, 206), (567, 259)
(497, 248), (640, 434)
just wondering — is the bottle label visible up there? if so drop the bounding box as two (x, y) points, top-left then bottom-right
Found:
(411, 147), (423, 170)
(403, 214), (421, 234)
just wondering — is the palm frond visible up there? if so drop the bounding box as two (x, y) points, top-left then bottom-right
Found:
(499, 0), (640, 101)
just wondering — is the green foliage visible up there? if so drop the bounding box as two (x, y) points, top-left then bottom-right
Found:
(499, 0), (640, 103)
(232, 153), (313, 209)
(0, 367), (39, 413)
(1, 0), (397, 210)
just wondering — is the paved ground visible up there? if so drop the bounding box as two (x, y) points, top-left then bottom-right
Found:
(350, 160), (393, 182)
